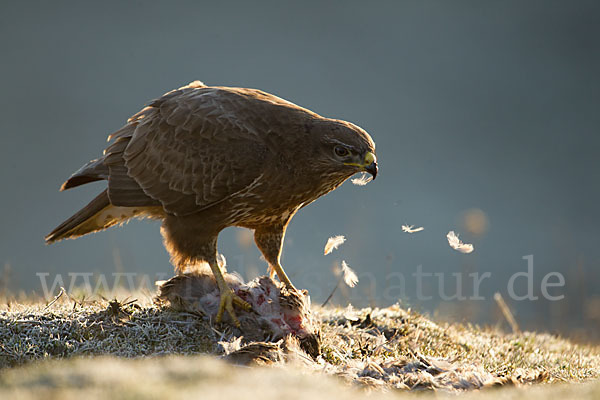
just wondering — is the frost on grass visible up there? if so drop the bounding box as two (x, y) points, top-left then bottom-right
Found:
(341, 261), (358, 288)
(1, 297), (599, 394)
(324, 235), (346, 255)
(401, 224), (424, 233)
(447, 230), (474, 253)
(0, 299), (217, 368)
(2, 357), (600, 400)
(351, 173), (372, 186)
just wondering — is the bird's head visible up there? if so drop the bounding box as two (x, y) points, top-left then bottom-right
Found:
(315, 119), (378, 180)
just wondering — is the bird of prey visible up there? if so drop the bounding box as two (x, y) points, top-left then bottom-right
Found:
(46, 81), (378, 325)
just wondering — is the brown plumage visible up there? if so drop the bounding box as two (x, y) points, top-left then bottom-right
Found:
(46, 81), (378, 325)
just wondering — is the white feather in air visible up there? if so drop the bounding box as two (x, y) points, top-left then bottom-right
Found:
(341, 260), (359, 287)
(351, 173), (372, 186)
(217, 253), (227, 270)
(402, 224), (425, 233)
(446, 231), (474, 254)
(324, 235), (346, 255)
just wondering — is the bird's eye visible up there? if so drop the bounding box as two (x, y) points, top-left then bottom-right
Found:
(334, 146), (349, 157)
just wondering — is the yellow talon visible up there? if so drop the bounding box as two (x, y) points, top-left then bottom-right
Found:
(207, 258), (252, 327)
(215, 287), (251, 327)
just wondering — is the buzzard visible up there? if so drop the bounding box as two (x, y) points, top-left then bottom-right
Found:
(46, 81), (378, 325)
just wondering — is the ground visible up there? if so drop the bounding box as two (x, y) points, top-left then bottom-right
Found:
(0, 291), (598, 398)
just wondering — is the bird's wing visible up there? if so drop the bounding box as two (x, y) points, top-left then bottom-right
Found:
(105, 83), (274, 216)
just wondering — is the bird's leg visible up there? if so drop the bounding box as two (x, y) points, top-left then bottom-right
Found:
(161, 216), (250, 326)
(208, 259), (251, 327)
(254, 225), (297, 291)
(269, 261), (295, 290)
(267, 265), (276, 280)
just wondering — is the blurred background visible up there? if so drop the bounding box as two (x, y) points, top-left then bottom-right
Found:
(1, 1), (599, 341)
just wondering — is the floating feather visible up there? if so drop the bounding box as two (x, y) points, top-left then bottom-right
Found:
(402, 224), (425, 233)
(341, 260), (359, 288)
(447, 231), (474, 254)
(324, 235), (346, 255)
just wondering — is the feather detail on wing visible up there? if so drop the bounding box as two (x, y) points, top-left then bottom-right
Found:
(116, 85), (276, 216)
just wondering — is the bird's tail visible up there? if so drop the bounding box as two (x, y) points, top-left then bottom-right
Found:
(45, 190), (113, 244)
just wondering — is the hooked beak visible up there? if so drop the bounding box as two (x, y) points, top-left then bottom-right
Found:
(363, 151), (378, 180)
(365, 161), (378, 179)
(343, 151), (378, 179)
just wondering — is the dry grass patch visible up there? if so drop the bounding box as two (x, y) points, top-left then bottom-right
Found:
(0, 293), (598, 394)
